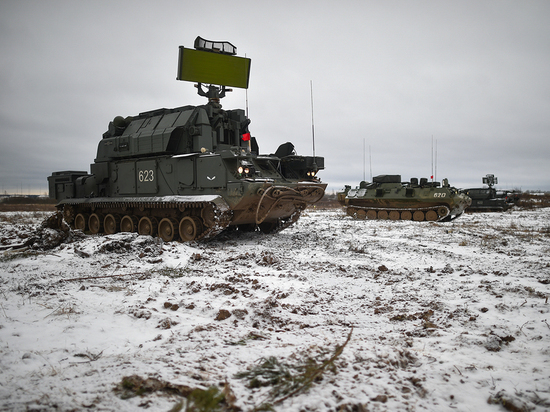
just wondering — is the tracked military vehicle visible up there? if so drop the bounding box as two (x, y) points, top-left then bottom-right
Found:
(48, 37), (326, 241)
(337, 175), (471, 221)
(462, 174), (509, 212)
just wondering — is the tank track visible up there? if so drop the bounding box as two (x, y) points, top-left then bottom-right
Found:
(57, 195), (232, 241)
(345, 205), (457, 222)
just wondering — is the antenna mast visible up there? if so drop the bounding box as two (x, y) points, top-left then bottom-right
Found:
(245, 53), (249, 118)
(431, 135), (434, 181)
(363, 139), (366, 181)
(310, 80), (316, 158)
(435, 138), (437, 182)
(369, 145), (372, 181)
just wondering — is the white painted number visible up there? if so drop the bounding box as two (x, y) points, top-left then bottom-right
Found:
(138, 169), (154, 182)
(434, 193), (446, 198)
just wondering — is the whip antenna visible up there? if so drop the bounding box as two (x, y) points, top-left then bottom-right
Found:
(435, 138), (437, 182)
(431, 135), (434, 182)
(245, 53), (249, 118)
(310, 80), (316, 158)
(363, 139), (366, 181)
(369, 145), (372, 181)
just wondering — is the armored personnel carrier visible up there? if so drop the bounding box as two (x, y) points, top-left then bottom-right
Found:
(337, 175), (471, 221)
(48, 37), (326, 241)
(462, 174), (509, 212)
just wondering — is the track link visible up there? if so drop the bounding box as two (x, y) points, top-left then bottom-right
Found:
(58, 196), (232, 241)
(346, 205), (452, 222)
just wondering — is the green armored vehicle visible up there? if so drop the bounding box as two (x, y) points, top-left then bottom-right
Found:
(462, 174), (509, 212)
(337, 175), (471, 221)
(48, 37), (326, 241)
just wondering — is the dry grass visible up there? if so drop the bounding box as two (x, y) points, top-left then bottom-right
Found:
(0, 197), (57, 212)
(235, 328), (353, 409)
(516, 193), (550, 209)
(0, 204), (57, 212)
(0, 211), (52, 224)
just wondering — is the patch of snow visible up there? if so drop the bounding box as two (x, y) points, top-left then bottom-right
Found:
(1, 208), (549, 411)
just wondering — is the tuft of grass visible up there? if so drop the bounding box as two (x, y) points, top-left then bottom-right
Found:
(235, 328), (353, 408)
(184, 387), (226, 412)
(44, 303), (79, 319)
(168, 401), (185, 412)
(236, 356), (296, 389)
(0, 250), (39, 262)
(225, 332), (268, 346)
(115, 375), (238, 411)
(155, 267), (189, 278)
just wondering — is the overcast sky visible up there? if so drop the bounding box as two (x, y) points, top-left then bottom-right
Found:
(1, 0), (549, 195)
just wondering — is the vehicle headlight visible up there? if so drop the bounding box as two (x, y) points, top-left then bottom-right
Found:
(237, 161), (255, 177)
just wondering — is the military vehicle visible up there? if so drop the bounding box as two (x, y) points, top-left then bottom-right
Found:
(462, 174), (509, 212)
(497, 190), (521, 205)
(337, 175), (471, 221)
(48, 37), (326, 241)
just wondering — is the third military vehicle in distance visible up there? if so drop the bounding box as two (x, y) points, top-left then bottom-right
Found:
(462, 174), (510, 212)
(48, 37), (326, 242)
(337, 175), (471, 221)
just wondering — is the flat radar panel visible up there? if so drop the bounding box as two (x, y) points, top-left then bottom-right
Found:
(177, 47), (251, 89)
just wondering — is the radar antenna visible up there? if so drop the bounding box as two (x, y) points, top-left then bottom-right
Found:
(177, 36), (251, 102)
(482, 174), (498, 188)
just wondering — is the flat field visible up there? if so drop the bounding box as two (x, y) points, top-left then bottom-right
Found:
(1, 207), (549, 411)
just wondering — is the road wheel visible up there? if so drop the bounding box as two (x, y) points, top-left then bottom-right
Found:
(401, 211), (412, 220)
(179, 216), (202, 241)
(74, 213), (89, 231)
(378, 210), (389, 220)
(426, 210), (438, 221)
(89, 213), (104, 234)
(121, 215), (138, 232)
(413, 211), (425, 221)
(138, 216), (158, 237)
(366, 210), (377, 220)
(104, 214), (121, 234)
(389, 210), (400, 220)
(159, 218), (178, 242)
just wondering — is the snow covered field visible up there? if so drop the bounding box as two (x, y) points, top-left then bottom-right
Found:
(1, 207), (549, 411)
